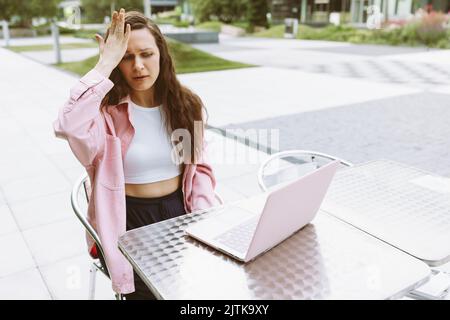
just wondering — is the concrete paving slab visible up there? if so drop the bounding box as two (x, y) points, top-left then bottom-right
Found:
(40, 254), (115, 300)
(0, 116), (23, 137)
(0, 232), (36, 277)
(223, 91), (450, 176)
(0, 268), (51, 300)
(10, 191), (73, 231)
(0, 148), (59, 184)
(179, 67), (420, 127)
(303, 43), (434, 56)
(2, 171), (71, 205)
(211, 36), (353, 50)
(0, 205), (19, 236)
(32, 132), (72, 155)
(22, 218), (86, 267)
(205, 129), (271, 180)
(379, 49), (450, 66)
(0, 48), (81, 97)
(0, 135), (41, 155)
(205, 47), (370, 68)
(61, 167), (87, 186)
(192, 37), (446, 90)
(431, 84), (450, 95)
(47, 151), (84, 172)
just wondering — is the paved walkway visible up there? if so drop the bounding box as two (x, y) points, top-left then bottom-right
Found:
(188, 35), (450, 175)
(1, 35), (450, 299)
(22, 47), (98, 64)
(194, 36), (450, 90)
(0, 35), (93, 47)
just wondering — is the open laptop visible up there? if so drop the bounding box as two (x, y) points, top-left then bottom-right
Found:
(185, 160), (340, 262)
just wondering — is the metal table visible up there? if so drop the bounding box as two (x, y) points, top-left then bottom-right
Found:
(321, 160), (450, 266)
(119, 202), (430, 299)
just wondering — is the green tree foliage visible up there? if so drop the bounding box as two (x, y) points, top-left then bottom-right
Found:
(0, 0), (14, 21)
(0, 0), (60, 26)
(81, 0), (144, 23)
(247, 0), (268, 30)
(190, 0), (248, 23)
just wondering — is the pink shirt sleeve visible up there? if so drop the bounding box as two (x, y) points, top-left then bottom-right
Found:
(53, 69), (114, 167)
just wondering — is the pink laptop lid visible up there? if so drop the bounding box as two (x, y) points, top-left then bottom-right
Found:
(245, 160), (340, 261)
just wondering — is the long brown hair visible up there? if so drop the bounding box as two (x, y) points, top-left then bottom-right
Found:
(101, 11), (205, 164)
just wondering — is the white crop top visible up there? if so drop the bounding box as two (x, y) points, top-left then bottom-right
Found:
(124, 101), (181, 184)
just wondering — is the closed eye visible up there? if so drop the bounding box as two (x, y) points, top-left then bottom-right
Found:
(122, 52), (153, 60)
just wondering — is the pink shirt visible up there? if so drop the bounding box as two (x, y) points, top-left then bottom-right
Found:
(53, 69), (218, 294)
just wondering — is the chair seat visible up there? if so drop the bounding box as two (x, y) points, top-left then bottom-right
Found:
(89, 244), (99, 259)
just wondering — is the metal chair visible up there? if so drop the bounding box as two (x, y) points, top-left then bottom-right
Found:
(214, 191), (224, 206)
(71, 173), (224, 300)
(257, 150), (353, 192)
(71, 173), (123, 300)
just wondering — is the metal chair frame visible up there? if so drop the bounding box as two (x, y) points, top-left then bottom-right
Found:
(257, 149), (354, 192)
(71, 173), (224, 300)
(71, 173), (123, 300)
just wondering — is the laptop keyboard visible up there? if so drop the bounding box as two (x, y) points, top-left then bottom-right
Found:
(214, 216), (260, 254)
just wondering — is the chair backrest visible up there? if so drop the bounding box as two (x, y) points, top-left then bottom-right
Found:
(71, 173), (106, 259)
(258, 150), (353, 192)
(214, 191), (224, 206)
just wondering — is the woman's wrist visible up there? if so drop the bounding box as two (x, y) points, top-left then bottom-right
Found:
(94, 60), (116, 78)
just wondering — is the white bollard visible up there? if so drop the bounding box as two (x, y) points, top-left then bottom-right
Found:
(51, 22), (62, 64)
(143, 0), (152, 18)
(2, 20), (10, 47)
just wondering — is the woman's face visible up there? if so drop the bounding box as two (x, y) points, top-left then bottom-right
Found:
(118, 28), (160, 92)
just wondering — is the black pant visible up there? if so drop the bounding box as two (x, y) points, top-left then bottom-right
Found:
(98, 186), (186, 300)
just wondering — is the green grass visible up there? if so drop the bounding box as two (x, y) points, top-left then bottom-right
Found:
(252, 24), (285, 38)
(8, 41), (98, 52)
(230, 21), (251, 31)
(252, 23), (450, 49)
(195, 21), (223, 32)
(73, 30), (99, 40)
(253, 24), (359, 40)
(56, 54), (100, 75)
(55, 38), (254, 76)
(168, 38), (253, 73)
(196, 21), (249, 33)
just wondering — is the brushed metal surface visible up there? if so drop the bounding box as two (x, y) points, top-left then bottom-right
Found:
(322, 160), (450, 266)
(119, 205), (429, 299)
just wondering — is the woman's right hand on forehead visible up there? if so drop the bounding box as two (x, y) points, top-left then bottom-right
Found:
(94, 8), (131, 77)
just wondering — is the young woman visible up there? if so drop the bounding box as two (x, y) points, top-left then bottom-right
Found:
(53, 9), (218, 299)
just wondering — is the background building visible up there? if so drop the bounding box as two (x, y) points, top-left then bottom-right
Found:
(351, 0), (449, 24)
(271, 0), (352, 25)
(58, 0), (179, 24)
(270, 0), (449, 26)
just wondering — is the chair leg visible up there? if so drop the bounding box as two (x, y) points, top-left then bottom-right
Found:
(88, 262), (97, 300)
